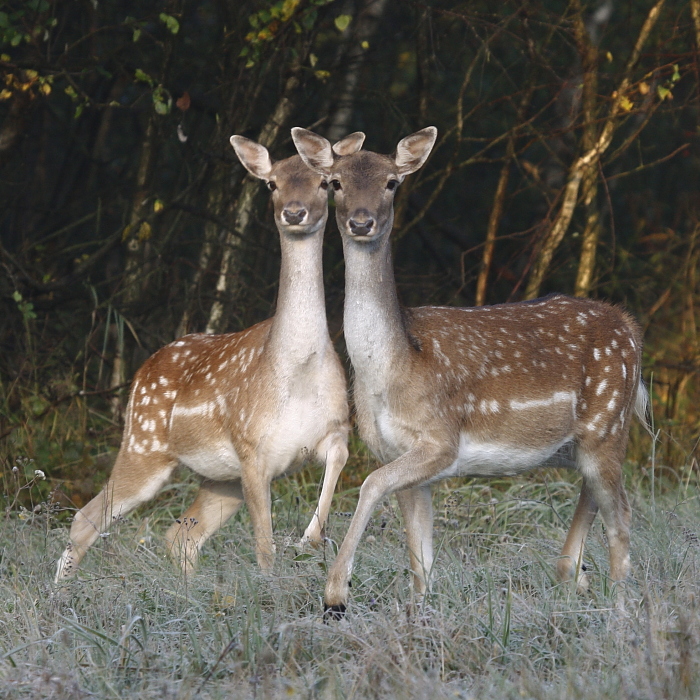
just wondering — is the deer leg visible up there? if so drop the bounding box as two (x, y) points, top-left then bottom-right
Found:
(577, 448), (631, 607)
(396, 485), (434, 600)
(165, 479), (244, 574)
(241, 467), (275, 572)
(301, 433), (349, 546)
(324, 443), (453, 616)
(55, 454), (177, 582)
(557, 479), (598, 592)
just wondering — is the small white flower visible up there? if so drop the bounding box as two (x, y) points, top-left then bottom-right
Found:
(34, 469), (45, 480)
(12, 466), (18, 473)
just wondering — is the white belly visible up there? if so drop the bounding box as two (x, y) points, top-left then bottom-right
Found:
(437, 432), (573, 480)
(178, 439), (242, 481)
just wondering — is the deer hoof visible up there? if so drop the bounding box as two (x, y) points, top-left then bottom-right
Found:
(323, 603), (346, 622)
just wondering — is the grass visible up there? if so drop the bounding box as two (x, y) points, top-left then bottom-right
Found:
(1, 454), (700, 699)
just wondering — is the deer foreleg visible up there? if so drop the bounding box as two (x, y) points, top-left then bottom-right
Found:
(301, 433), (349, 546)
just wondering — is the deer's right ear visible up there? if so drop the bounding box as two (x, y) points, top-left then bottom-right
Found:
(332, 131), (365, 156)
(230, 136), (273, 180)
(291, 128), (334, 175)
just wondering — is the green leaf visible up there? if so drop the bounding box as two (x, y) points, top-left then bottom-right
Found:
(657, 85), (671, 101)
(134, 68), (153, 86)
(301, 8), (316, 30)
(672, 64), (680, 83)
(12, 291), (22, 303)
(334, 14), (351, 31)
(0, 12), (8, 28)
(153, 86), (172, 115)
(74, 103), (84, 119)
(132, 28), (141, 42)
(26, 0), (49, 11)
(159, 13), (179, 35)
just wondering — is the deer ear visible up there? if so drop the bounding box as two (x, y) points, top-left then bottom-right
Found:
(230, 136), (273, 180)
(394, 127), (437, 177)
(291, 127), (334, 175)
(332, 131), (365, 156)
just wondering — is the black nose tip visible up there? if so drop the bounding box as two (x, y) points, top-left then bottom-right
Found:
(348, 217), (375, 236)
(283, 208), (307, 226)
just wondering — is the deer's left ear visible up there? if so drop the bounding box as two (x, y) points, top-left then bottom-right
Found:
(394, 127), (437, 178)
(230, 136), (273, 180)
(332, 132), (365, 156)
(292, 128), (334, 176)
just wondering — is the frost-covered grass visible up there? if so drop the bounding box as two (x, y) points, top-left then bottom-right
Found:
(1, 460), (700, 699)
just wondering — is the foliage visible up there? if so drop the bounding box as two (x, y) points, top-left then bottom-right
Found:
(0, 0), (698, 486)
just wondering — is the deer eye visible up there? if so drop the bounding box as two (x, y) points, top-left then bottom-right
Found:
(267, 181), (277, 191)
(331, 180), (342, 191)
(320, 180), (329, 190)
(386, 179), (399, 191)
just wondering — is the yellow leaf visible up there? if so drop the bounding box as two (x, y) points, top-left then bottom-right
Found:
(605, 51), (613, 62)
(0, 89), (12, 100)
(638, 81), (650, 95)
(24, 69), (38, 80)
(138, 221), (152, 241)
(280, 0), (301, 22)
(0, 54), (10, 62)
(39, 82), (51, 96)
(121, 223), (134, 241)
(153, 199), (164, 213)
(619, 96), (633, 112)
(361, 40), (369, 49)
(314, 70), (331, 81)
(309, 53), (318, 67)
(334, 14), (351, 32)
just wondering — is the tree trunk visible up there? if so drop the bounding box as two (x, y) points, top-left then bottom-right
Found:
(206, 55), (308, 334)
(109, 115), (157, 419)
(326, 0), (390, 143)
(475, 86), (532, 306)
(573, 0), (602, 298)
(525, 0), (665, 300)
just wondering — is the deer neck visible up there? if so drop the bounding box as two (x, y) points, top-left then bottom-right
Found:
(342, 224), (411, 386)
(269, 226), (330, 358)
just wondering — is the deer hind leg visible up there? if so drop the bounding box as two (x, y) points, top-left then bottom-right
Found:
(55, 454), (177, 582)
(165, 479), (244, 574)
(241, 466), (275, 572)
(557, 479), (598, 592)
(396, 485), (434, 600)
(576, 446), (631, 604)
(301, 433), (349, 546)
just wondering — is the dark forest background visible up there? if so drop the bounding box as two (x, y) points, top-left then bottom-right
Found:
(1, 0), (698, 504)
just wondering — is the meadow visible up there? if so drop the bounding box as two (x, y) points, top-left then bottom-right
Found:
(1, 430), (699, 699)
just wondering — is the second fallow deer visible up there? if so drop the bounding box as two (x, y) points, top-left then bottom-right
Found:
(55, 131), (365, 582)
(292, 126), (647, 616)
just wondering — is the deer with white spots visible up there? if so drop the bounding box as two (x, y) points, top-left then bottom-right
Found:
(292, 126), (648, 616)
(55, 132), (366, 582)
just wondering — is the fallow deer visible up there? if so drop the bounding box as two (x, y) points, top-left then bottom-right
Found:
(292, 126), (647, 616)
(55, 131), (365, 582)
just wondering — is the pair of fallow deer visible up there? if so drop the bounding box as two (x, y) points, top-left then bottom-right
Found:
(56, 126), (647, 616)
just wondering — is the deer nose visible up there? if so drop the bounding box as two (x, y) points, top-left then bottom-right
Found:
(348, 211), (375, 237)
(282, 206), (307, 226)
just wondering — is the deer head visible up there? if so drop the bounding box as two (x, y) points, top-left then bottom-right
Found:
(291, 126), (436, 242)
